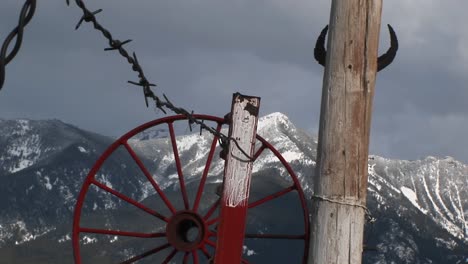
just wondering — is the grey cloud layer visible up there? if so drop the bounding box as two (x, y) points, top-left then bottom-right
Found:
(1, 0), (467, 162)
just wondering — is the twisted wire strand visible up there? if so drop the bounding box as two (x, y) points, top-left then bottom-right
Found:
(0, 0), (37, 90)
(311, 195), (376, 223)
(67, 0), (255, 161)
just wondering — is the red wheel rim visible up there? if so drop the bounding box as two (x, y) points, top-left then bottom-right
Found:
(72, 114), (310, 263)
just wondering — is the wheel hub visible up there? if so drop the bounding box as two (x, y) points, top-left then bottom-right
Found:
(166, 211), (207, 252)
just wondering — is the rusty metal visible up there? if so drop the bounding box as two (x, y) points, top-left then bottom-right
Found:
(72, 114), (310, 263)
(314, 24), (398, 71)
(0, 0), (37, 90)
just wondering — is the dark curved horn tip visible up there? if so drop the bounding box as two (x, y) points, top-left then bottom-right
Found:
(314, 24), (398, 72)
(314, 25), (328, 67)
(377, 24), (398, 72)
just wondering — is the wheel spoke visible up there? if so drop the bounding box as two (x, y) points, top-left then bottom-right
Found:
(183, 252), (190, 264)
(245, 233), (305, 240)
(248, 185), (296, 209)
(80, 227), (165, 238)
(193, 123), (222, 212)
(91, 180), (168, 222)
(168, 122), (190, 210)
(205, 239), (216, 248)
(201, 245), (211, 259)
(203, 198), (220, 220)
(162, 248), (178, 264)
(192, 249), (199, 264)
(208, 230), (217, 237)
(206, 217), (219, 226)
(73, 116), (310, 264)
(123, 142), (176, 214)
(119, 243), (171, 264)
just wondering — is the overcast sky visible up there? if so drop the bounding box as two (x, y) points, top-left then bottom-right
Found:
(1, 0), (468, 163)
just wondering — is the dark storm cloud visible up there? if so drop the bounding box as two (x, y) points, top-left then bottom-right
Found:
(1, 0), (468, 163)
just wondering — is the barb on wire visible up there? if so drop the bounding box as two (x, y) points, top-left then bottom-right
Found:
(104, 39), (132, 51)
(0, 0), (37, 91)
(75, 9), (102, 30)
(67, 0), (255, 161)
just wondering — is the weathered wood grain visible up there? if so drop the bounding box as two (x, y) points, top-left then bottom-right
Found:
(309, 1), (383, 263)
(215, 93), (260, 264)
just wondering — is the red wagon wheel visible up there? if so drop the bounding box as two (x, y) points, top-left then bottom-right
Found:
(72, 114), (310, 263)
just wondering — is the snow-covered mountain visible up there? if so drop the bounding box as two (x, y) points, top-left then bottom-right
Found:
(366, 155), (467, 263)
(0, 114), (466, 263)
(0, 119), (153, 248)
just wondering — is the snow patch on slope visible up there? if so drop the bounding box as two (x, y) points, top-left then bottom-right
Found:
(401, 186), (428, 215)
(77, 146), (89, 154)
(7, 133), (41, 173)
(11, 220), (56, 245)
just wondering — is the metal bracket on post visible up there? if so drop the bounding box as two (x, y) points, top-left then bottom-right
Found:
(214, 93), (260, 264)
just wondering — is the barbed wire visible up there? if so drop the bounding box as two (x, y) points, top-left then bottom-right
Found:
(0, 0), (37, 90)
(66, 0), (255, 161)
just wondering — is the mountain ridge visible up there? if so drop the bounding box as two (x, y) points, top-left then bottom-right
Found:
(0, 113), (466, 263)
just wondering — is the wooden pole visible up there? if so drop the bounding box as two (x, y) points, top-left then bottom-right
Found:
(214, 93), (260, 264)
(309, 1), (382, 263)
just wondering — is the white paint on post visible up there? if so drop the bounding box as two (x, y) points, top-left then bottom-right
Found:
(224, 94), (260, 207)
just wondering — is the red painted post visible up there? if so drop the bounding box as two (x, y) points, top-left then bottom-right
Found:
(214, 93), (260, 264)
